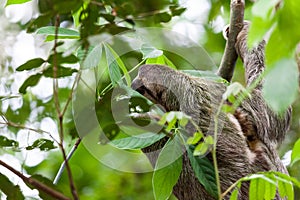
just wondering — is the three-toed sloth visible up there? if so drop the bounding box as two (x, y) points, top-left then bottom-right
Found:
(131, 23), (291, 199)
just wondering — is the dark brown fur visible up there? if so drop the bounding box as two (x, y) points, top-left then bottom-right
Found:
(131, 23), (291, 200)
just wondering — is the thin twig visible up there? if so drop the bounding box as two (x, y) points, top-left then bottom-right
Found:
(217, 0), (245, 82)
(221, 179), (239, 198)
(61, 72), (82, 117)
(53, 138), (82, 184)
(52, 15), (79, 200)
(0, 120), (59, 144)
(213, 99), (225, 200)
(0, 160), (70, 200)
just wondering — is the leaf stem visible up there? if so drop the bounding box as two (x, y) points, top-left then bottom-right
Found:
(213, 99), (225, 200)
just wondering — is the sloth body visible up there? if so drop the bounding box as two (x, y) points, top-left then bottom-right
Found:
(131, 25), (290, 199)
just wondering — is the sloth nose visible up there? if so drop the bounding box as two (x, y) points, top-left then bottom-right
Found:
(131, 77), (143, 91)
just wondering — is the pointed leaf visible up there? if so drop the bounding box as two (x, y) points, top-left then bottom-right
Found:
(264, 181), (276, 200)
(104, 44), (131, 86)
(249, 179), (258, 200)
(154, 12), (172, 23)
(222, 82), (250, 102)
(163, 55), (177, 69)
(19, 74), (42, 94)
(248, 0), (278, 48)
(278, 180), (294, 199)
(6, 0), (31, 6)
(0, 136), (19, 147)
(48, 53), (78, 65)
(81, 45), (103, 69)
(43, 66), (78, 78)
(169, 6), (186, 16)
(187, 146), (218, 198)
(0, 173), (25, 200)
(263, 59), (298, 114)
(291, 138), (300, 166)
(109, 132), (165, 149)
(37, 26), (79, 37)
(146, 55), (165, 65)
(186, 132), (203, 145)
(26, 139), (57, 151)
(229, 188), (238, 200)
(16, 58), (45, 71)
(141, 44), (163, 59)
(153, 135), (182, 200)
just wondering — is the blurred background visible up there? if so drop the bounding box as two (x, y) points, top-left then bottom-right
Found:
(0, 0), (299, 199)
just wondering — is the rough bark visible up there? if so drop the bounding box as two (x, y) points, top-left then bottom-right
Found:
(131, 23), (291, 200)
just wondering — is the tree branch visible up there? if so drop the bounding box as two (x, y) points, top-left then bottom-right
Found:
(0, 160), (70, 200)
(52, 15), (79, 200)
(0, 118), (59, 144)
(217, 0), (245, 82)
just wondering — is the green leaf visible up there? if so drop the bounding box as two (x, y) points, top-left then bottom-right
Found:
(265, 0), (300, 66)
(141, 44), (163, 59)
(249, 179), (259, 200)
(153, 135), (182, 200)
(48, 53), (78, 65)
(99, 123), (120, 144)
(263, 59), (298, 114)
(104, 44), (131, 86)
(229, 188), (238, 200)
(248, 0), (278, 48)
(0, 173), (25, 200)
(278, 179), (294, 199)
(193, 136), (214, 156)
(37, 26), (80, 41)
(109, 132), (165, 149)
(6, 0), (31, 6)
(81, 45), (103, 69)
(266, 28), (294, 67)
(291, 138), (300, 166)
(52, 0), (82, 14)
(154, 12), (172, 23)
(26, 14), (52, 33)
(16, 58), (45, 71)
(26, 139), (57, 151)
(145, 55), (177, 69)
(163, 55), (177, 69)
(264, 180), (276, 200)
(186, 132), (203, 145)
(169, 5), (186, 16)
(146, 55), (165, 65)
(222, 82), (250, 102)
(0, 136), (19, 147)
(187, 146), (218, 198)
(272, 171), (300, 188)
(19, 74), (42, 94)
(43, 65), (78, 78)
(100, 13), (115, 23)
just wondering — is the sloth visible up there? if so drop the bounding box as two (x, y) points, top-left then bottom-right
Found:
(131, 23), (291, 199)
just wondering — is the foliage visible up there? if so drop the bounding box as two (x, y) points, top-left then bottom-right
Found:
(226, 171), (300, 200)
(0, 0), (299, 199)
